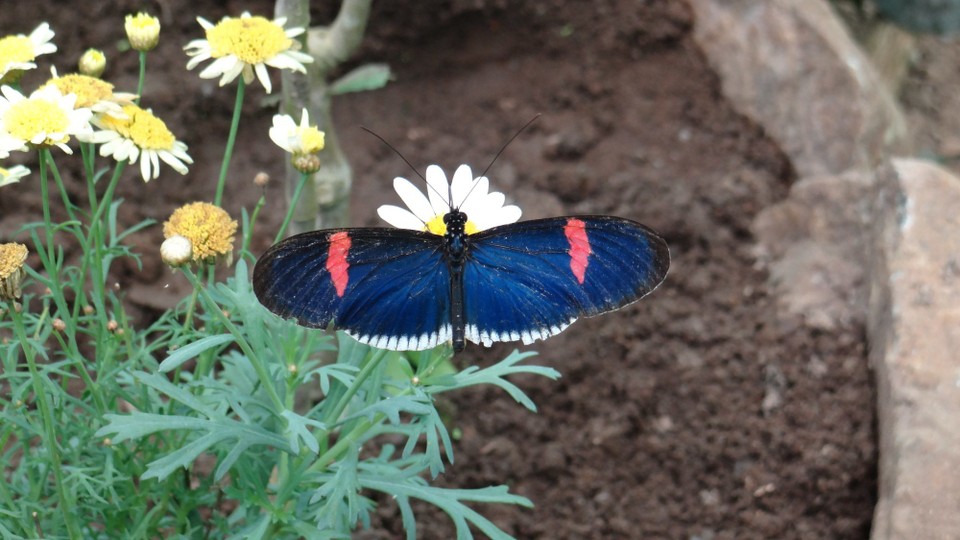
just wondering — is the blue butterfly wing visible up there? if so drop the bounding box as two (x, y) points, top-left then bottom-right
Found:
(253, 229), (452, 351)
(462, 216), (669, 346)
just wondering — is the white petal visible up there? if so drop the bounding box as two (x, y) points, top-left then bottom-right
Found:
(254, 63), (272, 93)
(489, 204), (522, 227)
(199, 56), (234, 79)
(458, 177), (490, 216)
(424, 165), (450, 214)
(450, 164), (475, 209)
(140, 153), (152, 181)
(265, 53), (309, 72)
(158, 151), (189, 174)
(377, 205), (424, 230)
(393, 177), (435, 222)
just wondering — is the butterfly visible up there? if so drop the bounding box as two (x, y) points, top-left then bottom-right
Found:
(253, 165), (670, 353)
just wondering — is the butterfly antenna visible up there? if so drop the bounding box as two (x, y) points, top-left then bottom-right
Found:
(360, 126), (426, 183)
(480, 114), (540, 179)
(360, 126), (452, 205)
(457, 114), (541, 207)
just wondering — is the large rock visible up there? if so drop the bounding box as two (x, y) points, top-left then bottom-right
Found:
(688, 0), (909, 177)
(869, 158), (960, 540)
(752, 170), (874, 329)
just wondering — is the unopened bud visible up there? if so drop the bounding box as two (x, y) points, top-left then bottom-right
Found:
(292, 154), (321, 174)
(79, 49), (106, 77)
(125, 13), (160, 52)
(161, 235), (193, 267)
(52, 318), (66, 332)
(254, 171), (270, 187)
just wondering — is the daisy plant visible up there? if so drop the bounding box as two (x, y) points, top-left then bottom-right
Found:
(0, 10), (555, 540)
(185, 11), (312, 207)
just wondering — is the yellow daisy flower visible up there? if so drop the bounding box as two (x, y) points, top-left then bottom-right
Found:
(163, 202), (237, 263)
(0, 242), (28, 299)
(0, 164), (29, 187)
(269, 108), (325, 173)
(125, 13), (160, 52)
(0, 85), (93, 156)
(87, 103), (192, 182)
(0, 23), (57, 85)
(184, 11), (312, 94)
(269, 108), (325, 155)
(43, 69), (136, 119)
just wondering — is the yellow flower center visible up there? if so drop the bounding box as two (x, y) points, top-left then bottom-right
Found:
(163, 202), (237, 262)
(296, 126), (325, 154)
(4, 98), (70, 146)
(100, 104), (175, 150)
(206, 16), (292, 64)
(424, 214), (478, 236)
(0, 243), (28, 279)
(0, 35), (36, 70)
(46, 74), (114, 109)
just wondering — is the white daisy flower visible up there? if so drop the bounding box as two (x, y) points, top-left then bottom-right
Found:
(0, 85), (93, 155)
(184, 11), (313, 94)
(269, 108), (325, 155)
(0, 23), (57, 84)
(86, 103), (192, 182)
(44, 68), (137, 120)
(377, 164), (522, 235)
(0, 164), (29, 187)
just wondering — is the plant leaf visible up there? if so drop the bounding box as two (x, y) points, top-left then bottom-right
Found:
(158, 333), (234, 373)
(330, 63), (392, 95)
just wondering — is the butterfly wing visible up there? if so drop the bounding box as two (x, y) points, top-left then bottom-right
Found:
(253, 228), (452, 351)
(462, 216), (669, 346)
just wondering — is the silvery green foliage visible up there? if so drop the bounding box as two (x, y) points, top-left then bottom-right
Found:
(95, 260), (559, 538)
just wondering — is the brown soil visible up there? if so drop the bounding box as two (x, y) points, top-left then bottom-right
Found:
(2, 1), (876, 538)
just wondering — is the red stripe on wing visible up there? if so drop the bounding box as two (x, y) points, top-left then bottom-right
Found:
(564, 218), (591, 284)
(326, 231), (351, 297)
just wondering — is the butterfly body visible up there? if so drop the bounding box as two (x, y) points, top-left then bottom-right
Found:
(254, 208), (669, 353)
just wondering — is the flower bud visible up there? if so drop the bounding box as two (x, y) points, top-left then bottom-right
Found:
(292, 153), (321, 174)
(160, 235), (193, 267)
(125, 13), (160, 52)
(78, 49), (106, 77)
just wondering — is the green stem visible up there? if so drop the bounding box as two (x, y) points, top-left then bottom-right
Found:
(274, 171), (309, 243)
(181, 286), (199, 331)
(181, 268), (285, 412)
(214, 77), (245, 207)
(88, 161), (126, 330)
(45, 153), (79, 224)
(135, 51), (146, 104)
(242, 194), (266, 259)
(308, 416), (377, 473)
(322, 349), (387, 425)
(11, 308), (81, 539)
(38, 149), (57, 276)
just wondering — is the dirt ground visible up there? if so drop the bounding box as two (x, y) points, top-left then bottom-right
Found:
(1, 1), (878, 538)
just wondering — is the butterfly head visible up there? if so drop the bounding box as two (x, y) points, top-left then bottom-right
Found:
(443, 209), (468, 235)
